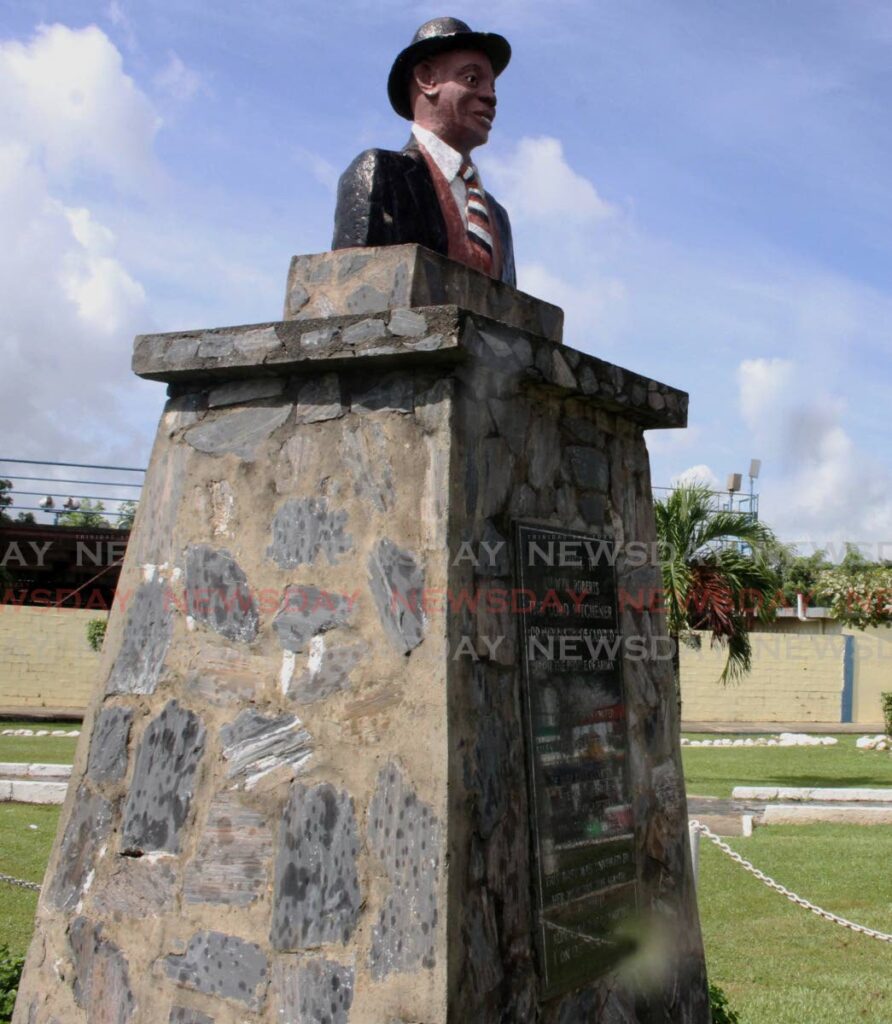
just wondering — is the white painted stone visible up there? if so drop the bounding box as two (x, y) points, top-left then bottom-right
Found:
(0, 781), (12, 800)
(762, 804), (892, 826)
(0, 763), (29, 778)
(731, 787), (779, 801)
(8, 780), (68, 804)
(29, 764), (72, 779)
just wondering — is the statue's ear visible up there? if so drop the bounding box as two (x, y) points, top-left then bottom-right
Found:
(412, 60), (439, 98)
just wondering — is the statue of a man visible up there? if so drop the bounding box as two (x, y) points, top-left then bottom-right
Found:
(332, 17), (516, 287)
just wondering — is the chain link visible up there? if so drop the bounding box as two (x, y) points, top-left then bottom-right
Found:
(0, 871), (41, 893)
(690, 819), (892, 943)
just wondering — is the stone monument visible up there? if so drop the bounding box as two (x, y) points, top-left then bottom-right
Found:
(14, 16), (710, 1023)
(14, 244), (710, 1022)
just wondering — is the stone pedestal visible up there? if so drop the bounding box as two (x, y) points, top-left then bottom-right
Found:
(15, 247), (710, 1024)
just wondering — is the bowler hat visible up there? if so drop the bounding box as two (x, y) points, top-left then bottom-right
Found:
(388, 17), (511, 120)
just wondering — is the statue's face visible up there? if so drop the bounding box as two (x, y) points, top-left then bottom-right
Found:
(421, 49), (496, 154)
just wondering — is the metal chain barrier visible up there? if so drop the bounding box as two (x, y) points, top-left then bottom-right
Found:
(690, 819), (892, 944)
(0, 871), (41, 893)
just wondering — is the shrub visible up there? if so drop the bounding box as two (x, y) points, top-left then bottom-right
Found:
(709, 982), (740, 1024)
(86, 618), (107, 653)
(0, 945), (25, 1023)
(882, 692), (892, 738)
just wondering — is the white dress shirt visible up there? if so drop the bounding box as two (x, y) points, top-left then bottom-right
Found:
(411, 123), (481, 229)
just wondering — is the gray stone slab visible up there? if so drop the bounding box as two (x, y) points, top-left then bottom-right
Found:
(185, 544), (259, 643)
(208, 377), (285, 408)
(271, 783), (361, 950)
(294, 373), (344, 423)
(219, 709), (313, 787)
(352, 375), (413, 414)
(267, 497), (353, 568)
(46, 785), (113, 911)
(105, 578), (173, 695)
(290, 641), (367, 704)
(388, 308), (428, 337)
(341, 423), (395, 512)
(161, 931), (268, 1011)
(272, 585), (353, 653)
(86, 706), (133, 783)
(184, 792), (272, 905)
(122, 701), (206, 854)
(184, 643), (261, 707)
(342, 317), (387, 345)
(564, 445), (609, 491)
(89, 857), (178, 919)
(346, 284), (388, 315)
(368, 539), (425, 654)
(184, 404), (291, 460)
(527, 419), (561, 490)
(69, 917), (135, 1024)
(274, 958), (354, 1024)
(367, 762), (441, 979)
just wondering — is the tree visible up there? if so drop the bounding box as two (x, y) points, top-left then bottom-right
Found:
(815, 560), (892, 629)
(763, 540), (833, 606)
(116, 500), (137, 530)
(654, 483), (779, 690)
(0, 479), (12, 524)
(55, 498), (110, 528)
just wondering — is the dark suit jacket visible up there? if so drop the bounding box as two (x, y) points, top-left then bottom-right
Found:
(332, 138), (516, 288)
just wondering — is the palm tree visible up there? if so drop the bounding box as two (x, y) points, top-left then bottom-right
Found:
(654, 483), (779, 699)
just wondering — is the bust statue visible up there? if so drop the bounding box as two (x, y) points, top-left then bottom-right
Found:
(332, 17), (516, 287)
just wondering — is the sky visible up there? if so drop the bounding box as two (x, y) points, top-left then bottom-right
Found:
(1, 0), (891, 554)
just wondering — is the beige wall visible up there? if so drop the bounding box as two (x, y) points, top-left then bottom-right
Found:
(680, 630), (846, 723)
(846, 625), (892, 725)
(0, 605), (100, 716)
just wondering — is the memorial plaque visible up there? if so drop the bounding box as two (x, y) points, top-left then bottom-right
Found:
(514, 522), (639, 999)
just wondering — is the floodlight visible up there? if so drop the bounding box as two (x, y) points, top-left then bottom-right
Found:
(749, 459), (761, 479)
(726, 473), (742, 494)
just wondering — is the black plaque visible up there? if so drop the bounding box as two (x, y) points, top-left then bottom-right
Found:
(514, 522), (638, 999)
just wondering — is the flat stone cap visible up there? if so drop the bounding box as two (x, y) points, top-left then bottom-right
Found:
(133, 306), (687, 430)
(284, 244), (563, 344)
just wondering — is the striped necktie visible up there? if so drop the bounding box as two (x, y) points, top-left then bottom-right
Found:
(460, 160), (493, 262)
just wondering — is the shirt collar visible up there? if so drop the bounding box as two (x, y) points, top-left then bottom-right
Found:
(412, 123), (475, 184)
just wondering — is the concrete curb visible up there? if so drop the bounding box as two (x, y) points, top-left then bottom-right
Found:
(761, 804), (892, 825)
(0, 780), (68, 805)
(0, 762), (72, 780)
(732, 786), (892, 803)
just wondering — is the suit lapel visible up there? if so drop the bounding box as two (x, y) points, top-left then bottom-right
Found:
(402, 139), (448, 255)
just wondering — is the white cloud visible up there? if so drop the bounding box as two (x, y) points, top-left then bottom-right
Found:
(154, 51), (206, 103)
(516, 261), (627, 343)
(672, 464), (721, 491)
(737, 357), (796, 432)
(292, 146), (340, 192)
(735, 356), (892, 545)
(481, 136), (616, 224)
(0, 24), (161, 193)
(0, 26), (159, 467)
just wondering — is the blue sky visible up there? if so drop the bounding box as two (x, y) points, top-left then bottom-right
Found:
(1, 0), (891, 552)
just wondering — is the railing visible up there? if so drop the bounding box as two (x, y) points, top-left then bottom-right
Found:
(0, 458), (146, 523)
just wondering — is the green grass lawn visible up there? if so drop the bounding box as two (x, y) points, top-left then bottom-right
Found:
(0, 804), (60, 955)
(0, 719), (81, 766)
(683, 734), (892, 798)
(700, 825), (892, 1023)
